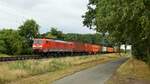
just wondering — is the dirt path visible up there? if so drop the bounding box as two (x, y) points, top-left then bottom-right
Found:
(52, 58), (128, 84)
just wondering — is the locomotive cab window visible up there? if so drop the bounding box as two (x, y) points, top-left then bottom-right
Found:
(34, 39), (43, 44)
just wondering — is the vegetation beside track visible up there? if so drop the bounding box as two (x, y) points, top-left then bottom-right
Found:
(0, 54), (121, 84)
(0, 54), (11, 57)
(106, 58), (150, 84)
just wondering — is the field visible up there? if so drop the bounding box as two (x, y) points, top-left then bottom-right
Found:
(0, 54), (121, 84)
(106, 58), (150, 84)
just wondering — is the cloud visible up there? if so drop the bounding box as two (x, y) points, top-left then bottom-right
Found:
(0, 0), (95, 33)
(0, 0), (44, 9)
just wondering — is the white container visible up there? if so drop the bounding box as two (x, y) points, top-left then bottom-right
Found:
(102, 46), (107, 52)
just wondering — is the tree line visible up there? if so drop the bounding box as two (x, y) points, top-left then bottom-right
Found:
(83, 0), (150, 63)
(0, 19), (112, 55)
(0, 20), (39, 55)
(44, 28), (112, 45)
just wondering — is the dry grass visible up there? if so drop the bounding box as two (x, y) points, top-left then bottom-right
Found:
(117, 59), (150, 80)
(0, 54), (120, 84)
(106, 58), (150, 84)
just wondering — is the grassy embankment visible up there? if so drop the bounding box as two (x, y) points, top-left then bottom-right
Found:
(0, 54), (121, 84)
(106, 58), (150, 84)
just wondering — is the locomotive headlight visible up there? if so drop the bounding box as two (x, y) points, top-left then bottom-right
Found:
(33, 45), (42, 48)
(33, 45), (36, 48)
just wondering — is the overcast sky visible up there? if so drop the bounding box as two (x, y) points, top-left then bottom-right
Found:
(0, 0), (95, 34)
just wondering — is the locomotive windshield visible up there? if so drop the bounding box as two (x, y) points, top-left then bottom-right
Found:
(33, 39), (43, 44)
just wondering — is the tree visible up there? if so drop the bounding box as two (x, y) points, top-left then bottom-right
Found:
(83, 0), (150, 63)
(0, 39), (7, 54)
(18, 19), (39, 46)
(64, 33), (106, 45)
(45, 27), (64, 39)
(0, 29), (24, 55)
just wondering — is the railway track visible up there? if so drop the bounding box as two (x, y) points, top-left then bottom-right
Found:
(0, 53), (106, 62)
(0, 55), (50, 62)
(0, 54), (85, 62)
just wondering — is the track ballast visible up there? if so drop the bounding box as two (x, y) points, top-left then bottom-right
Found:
(0, 55), (50, 62)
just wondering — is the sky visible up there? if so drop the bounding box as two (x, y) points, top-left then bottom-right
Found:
(120, 45), (131, 50)
(0, 0), (95, 34)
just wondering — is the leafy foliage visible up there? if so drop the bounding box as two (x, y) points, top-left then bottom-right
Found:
(18, 19), (39, 47)
(0, 29), (24, 55)
(45, 27), (64, 39)
(83, 0), (150, 63)
(63, 33), (111, 45)
(0, 19), (40, 55)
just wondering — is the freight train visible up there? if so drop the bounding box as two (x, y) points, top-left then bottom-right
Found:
(32, 38), (117, 56)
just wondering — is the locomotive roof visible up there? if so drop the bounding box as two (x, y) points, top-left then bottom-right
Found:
(34, 38), (73, 44)
(51, 39), (73, 44)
